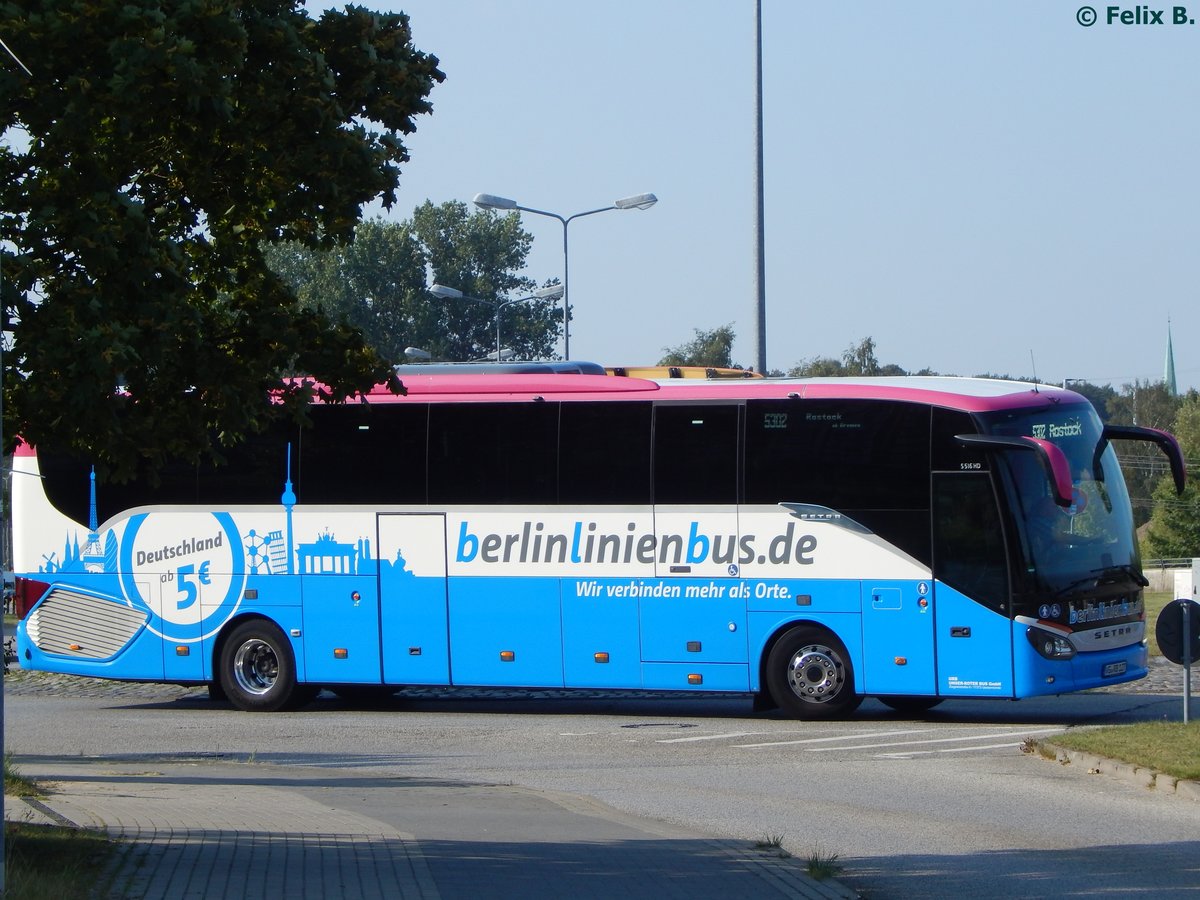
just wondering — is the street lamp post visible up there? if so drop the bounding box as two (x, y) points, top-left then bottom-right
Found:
(430, 283), (564, 360)
(472, 192), (657, 360)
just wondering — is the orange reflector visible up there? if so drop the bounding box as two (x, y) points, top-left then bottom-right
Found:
(500, 650), (516, 662)
(687, 673), (703, 685)
(175, 646), (190, 657)
(894, 656), (907, 666)
(594, 652), (610, 664)
(68, 643), (81, 652)
(334, 648), (349, 659)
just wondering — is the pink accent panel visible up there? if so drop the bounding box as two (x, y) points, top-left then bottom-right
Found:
(295, 373), (1079, 413)
(14, 437), (35, 457)
(1025, 437), (1075, 505)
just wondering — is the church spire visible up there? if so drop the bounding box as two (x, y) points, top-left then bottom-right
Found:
(1165, 318), (1178, 397)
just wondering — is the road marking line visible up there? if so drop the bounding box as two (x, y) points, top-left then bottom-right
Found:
(735, 728), (935, 748)
(655, 731), (765, 744)
(803, 727), (1062, 753)
(875, 741), (1028, 758)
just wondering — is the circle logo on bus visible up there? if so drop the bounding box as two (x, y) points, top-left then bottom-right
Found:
(118, 511), (246, 641)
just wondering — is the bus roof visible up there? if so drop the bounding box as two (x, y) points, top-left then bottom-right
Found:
(367, 372), (1081, 413)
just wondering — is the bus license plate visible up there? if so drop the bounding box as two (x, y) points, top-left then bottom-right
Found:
(1103, 661), (1127, 678)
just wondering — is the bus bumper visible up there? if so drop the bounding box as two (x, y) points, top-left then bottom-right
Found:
(1013, 633), (1148, 697)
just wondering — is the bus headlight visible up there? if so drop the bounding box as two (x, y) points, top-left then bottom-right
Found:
(1026, 626), (1077, 660)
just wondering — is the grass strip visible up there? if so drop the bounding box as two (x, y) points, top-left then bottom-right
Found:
(4, 822), (116, 900)
(1046, 721), (1200, 781)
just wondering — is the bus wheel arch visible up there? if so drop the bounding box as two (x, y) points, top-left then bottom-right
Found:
(764, 624), (862, 720)
(216, 616), (305, 712)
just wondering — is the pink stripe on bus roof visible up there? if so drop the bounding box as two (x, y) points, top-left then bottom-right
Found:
(360, 373), (1078, 413)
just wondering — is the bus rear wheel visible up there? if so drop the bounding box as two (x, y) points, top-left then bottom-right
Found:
(766, 626), (861, 720)
(219, 620), (300, 712)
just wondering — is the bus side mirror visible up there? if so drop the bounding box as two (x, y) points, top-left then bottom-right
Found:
(954, 434), (1075, 507)
(1100, 425), (1186, 495)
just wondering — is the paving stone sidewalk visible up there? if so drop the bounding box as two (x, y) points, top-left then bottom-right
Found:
(5, 757), (856, 900)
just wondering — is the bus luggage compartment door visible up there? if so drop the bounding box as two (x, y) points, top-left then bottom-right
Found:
(861, 582), (936, 695)
(378, 514), (450, 685)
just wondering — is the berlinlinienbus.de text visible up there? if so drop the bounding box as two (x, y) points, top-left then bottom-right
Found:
(455, 520), (818, 566)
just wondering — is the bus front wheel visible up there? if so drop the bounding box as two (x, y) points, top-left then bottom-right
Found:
(219, 620), (300, 712)
(766, 626), (862, 720)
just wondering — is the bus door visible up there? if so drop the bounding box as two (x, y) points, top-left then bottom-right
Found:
(645, 403), (747, 688)
(931, 472), (1015, 697)
(377, 513), (450, 684)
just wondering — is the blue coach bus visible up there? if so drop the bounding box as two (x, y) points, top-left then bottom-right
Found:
(11, 371), (1184, 717)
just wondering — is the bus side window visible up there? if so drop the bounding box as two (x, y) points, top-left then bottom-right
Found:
(299, 404), (428, 504)
(428, 402), (558, 504)
(653, 404), (739, 504)
(559, 401), (652, 504)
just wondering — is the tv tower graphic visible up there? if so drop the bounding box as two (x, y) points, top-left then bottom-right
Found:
(82, 467), (105, 573)
(281, 444), (296, 575)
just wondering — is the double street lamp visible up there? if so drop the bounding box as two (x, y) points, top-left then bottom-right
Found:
(472, 192), (657, 360)
(430, 283), (564, 361)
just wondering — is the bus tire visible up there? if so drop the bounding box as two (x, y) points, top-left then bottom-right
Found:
(878, 695), (943, 714)
(766, 626), (861, 720)
(218, 620), (299, 712)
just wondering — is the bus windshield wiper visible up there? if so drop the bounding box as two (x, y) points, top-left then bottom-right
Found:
(1092, 563), (1149, 588)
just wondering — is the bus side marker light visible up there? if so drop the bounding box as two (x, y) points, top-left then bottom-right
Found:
(500, 650), (515, 662)
(68, 643), (81, 652)
(687, 674), (703, 685)
(409, 647), (422, 656)
(175, 646), (189, 657)
(334, 648), (349, 659)
(594, 652), (610, 664)
(796, 595), (812, 606)
(244, 589), (258, 600)
(894, 657), (907, 666)
(687, 641), (702, 652)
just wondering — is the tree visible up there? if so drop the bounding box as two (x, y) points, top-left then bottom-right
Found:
(788, 336), (906, 377)
(0, 1), (444, 480)
(1107, 380), (1183, 527)
(265, 202), (562, 363)
(658, 324), (740, 369)
(1142, 393), (1200, 558)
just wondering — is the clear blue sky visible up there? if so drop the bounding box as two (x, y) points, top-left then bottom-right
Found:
(339, 1), (1198, 390)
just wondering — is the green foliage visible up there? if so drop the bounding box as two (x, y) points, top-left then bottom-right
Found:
(266, 202), (561, 364)
(789, 336), (905, 377)
(1142, 394), (1200, 557)
(658, 324), (739, 369)
(6, 822), (116, 900)
(1106, 381), (1185, 528)
(0, 1), (444, 480)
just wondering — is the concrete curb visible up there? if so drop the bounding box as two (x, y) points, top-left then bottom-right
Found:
(1041, 745), (1200, 801)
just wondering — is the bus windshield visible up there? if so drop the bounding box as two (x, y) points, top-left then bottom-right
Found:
(978, 402), (1139, 596)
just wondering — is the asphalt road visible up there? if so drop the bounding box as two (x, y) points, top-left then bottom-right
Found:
(4, 674), (1198, 898)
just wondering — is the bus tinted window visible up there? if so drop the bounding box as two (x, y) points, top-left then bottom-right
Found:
(559, 401), (652, 504)
(653, 404), (739, 504)
(745, 400), (930, 510)
(428, 402), (558, 504)
(39, 419), (301, 523)
(931, 407), (986, 471)
(298, 404), (427, 504)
